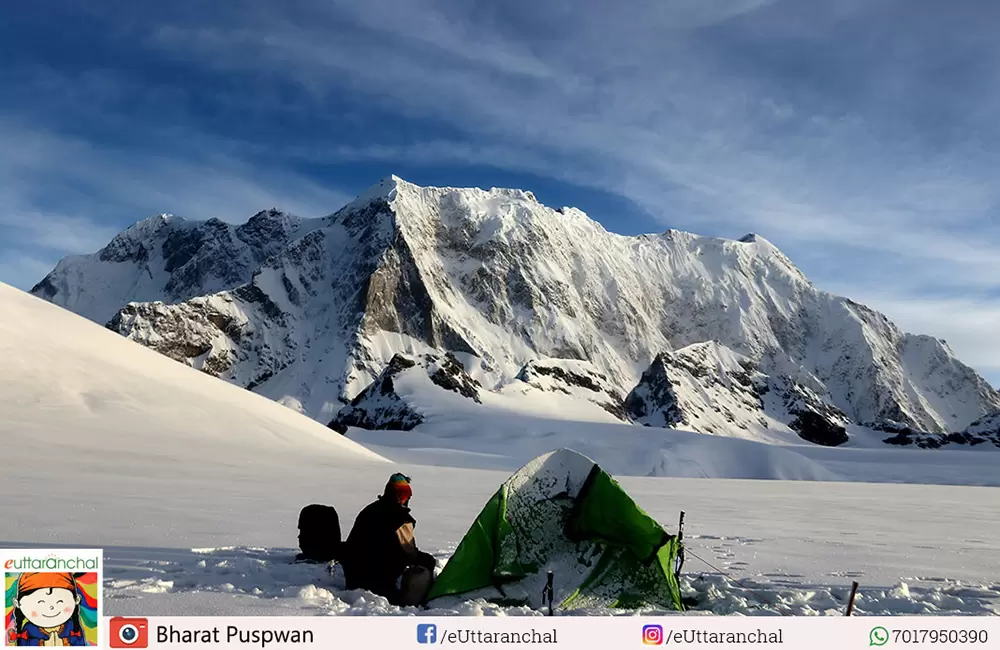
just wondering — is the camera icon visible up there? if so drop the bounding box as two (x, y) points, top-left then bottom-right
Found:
(109, 617), (149, 648)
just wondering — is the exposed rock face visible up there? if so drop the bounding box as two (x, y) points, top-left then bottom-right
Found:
(428, 353), (482, 402)
(625, 342), (849, 446)
(878, 412), (1000, 449)
(330, 355), (426, 432)
(329, 352), (481, 432)
(624, 354), (692, 429)
(789, 411), (848, 447)
(515, 359), (627, 420)
(965, 411), (1000, 440)
(32, 176), (1000, 440)
(780, 381), (850, 446)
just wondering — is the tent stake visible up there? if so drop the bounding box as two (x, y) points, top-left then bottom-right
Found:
(845, 581), (860, 616)
(543, 571), (554, 616)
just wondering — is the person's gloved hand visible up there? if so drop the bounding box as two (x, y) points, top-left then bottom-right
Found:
(417, 551), (437, 571)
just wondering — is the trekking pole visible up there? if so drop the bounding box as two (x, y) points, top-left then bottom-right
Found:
(542, 571), (554, 616)
(845, 581), (860, 616)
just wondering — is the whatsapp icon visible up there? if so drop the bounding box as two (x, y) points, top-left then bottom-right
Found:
(869, 626), (889, 646)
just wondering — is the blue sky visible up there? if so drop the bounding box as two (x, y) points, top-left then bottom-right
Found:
(1, 1), (998, 384)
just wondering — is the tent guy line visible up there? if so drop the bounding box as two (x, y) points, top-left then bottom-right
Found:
(685, 547), (792, 616)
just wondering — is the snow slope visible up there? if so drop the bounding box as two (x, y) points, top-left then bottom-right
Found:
(338, 366), (837, 481)
(33, 177), (1000, 438)
(0, 281), (387, 544)
(343, 376), (1000, 487)
(1, 283), (998, 617)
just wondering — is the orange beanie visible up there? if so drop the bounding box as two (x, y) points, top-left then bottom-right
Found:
(17, 572), (76, 595)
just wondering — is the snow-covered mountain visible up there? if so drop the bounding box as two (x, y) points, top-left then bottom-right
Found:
(624, 342), (851, 447)
(31, 209), (320, 323)
(31, 176), (1000, 440)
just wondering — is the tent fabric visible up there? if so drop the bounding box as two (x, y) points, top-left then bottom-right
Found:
(426, 449), (684, 611)
(425, 485), (529, 599)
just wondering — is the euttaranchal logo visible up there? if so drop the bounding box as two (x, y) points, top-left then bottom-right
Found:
(3, 556), (100, 572)
(3, 549), (103, 647)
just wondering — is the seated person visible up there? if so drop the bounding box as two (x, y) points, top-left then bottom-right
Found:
(340, 473), (436, 606)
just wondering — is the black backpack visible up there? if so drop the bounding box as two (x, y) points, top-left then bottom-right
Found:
(296, 504), (342, 563)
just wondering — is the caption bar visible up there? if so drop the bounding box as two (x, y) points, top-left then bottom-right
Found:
(92, 615), (997, 649)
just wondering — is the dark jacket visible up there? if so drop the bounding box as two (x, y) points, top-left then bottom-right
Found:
(10, 619), (87, 646)
(340, 496), (435, 602)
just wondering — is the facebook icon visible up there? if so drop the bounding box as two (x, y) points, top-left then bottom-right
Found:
(417, 623), (437, 644)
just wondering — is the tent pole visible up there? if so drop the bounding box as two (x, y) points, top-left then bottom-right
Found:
(845, 581), (860, 616)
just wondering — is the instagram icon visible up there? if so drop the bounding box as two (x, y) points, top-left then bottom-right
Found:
(642, 624), (664, 645)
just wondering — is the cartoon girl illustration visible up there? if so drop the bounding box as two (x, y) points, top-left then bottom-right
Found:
(8, 573), (87, 646)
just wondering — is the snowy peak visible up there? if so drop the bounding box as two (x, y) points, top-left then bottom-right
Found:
(341, 174), (413, 213)
(96, 213), (181, 264)
(356, 175), (401, 202)
(240, 209), (305, 245)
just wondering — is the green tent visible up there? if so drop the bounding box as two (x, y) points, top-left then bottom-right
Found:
(426, 449), (684, 611)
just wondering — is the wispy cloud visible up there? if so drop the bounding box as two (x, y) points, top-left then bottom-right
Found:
(160, 5), (997, 266)
(0, 209), (118, 256)
(0, 251), (64, 293)
(1, 0), (997, 382)
(0, 118), (351, 290)
(141, 0), (1000, 376)
(0, 117), (351, 221)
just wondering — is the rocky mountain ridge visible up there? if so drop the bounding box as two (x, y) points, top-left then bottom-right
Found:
(31, 176), (1000, 445)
